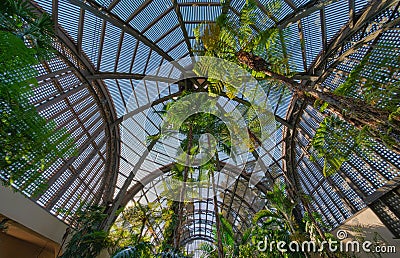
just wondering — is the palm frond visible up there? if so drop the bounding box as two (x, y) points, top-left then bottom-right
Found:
(253, 209), (280, 224)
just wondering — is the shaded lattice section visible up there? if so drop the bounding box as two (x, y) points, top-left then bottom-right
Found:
(370, 186), (400, 238)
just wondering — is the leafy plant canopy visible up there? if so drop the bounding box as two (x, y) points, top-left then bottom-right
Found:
(193, 0), (399, 178)
(0, 0), (76, 195)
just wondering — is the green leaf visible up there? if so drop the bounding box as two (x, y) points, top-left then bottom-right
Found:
(319, 102), (328, 112)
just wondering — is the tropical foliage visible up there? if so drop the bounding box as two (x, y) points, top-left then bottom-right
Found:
(193, 0), (400, 177)
(109, 202), (188, 257)
(310, 44), (400, 176)
(193, 0), (289, 76)
(309, 116), (373, 176)
(155, 93), (230, 256)
(197, 184), (341, 258)
(0, 0), (54, 59)
(198, 213), (244, 257)
(15, 0), (396, 257)
(0, 218), (9, 233)
(0, 0), (76, 195)
(61, 205), (111, 258)
(61, 187), (358, 258)
(110, 202), (162, 249)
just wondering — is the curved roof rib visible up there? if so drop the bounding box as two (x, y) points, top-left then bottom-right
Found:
(22, 0), (400, 247)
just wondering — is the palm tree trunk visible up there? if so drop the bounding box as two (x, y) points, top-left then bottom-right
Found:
(235, 50), (400, 149)
(306, 90), (396, 129)
(237, 50), (351, 258)
(137, 217), (146, 244)
(136, 203), (148, 244)
(213, 151), (225, 258)
(174, 124), (193, 250)
(236, 51), (301, 90)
